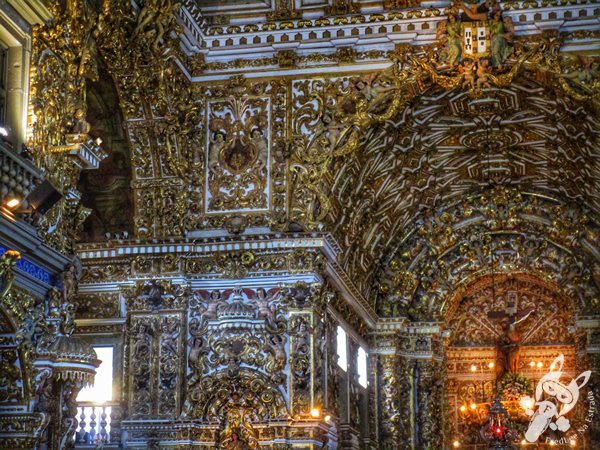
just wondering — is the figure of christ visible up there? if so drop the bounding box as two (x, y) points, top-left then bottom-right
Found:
(500, 309), (534, 374)
(488, 295), (534, 375)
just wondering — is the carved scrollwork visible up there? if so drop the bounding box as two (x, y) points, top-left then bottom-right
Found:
(377, 187), (600, 320)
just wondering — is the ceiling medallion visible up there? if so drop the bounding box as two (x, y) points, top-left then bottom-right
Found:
(460, 129), (522, 151)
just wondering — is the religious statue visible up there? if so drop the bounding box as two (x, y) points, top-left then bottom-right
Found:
(489, 296), (534, 375)
(61, 263), (80, 303)
(500, 309), (534, 374)
(440, 10), (462, 66)
(224, 432), (251, 450)
(209, 131), (226, 173)
(251, 128), (268, 172)
(490, 10), (514, 67)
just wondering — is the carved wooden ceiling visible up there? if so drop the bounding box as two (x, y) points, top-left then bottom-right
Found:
(327, 77), (600, 316)
(60, 0), (600, 323)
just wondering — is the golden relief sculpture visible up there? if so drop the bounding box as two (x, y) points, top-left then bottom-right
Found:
(118, 280), (337, 447)
(29, 0), (583, 265)
(0, 249), (100, 449)
(207, 95), (269, 212)
(13, 1), (600, 449)
(376, 187), (600, 320)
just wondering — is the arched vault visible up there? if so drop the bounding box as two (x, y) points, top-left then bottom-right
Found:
(295, 68), (600, 315)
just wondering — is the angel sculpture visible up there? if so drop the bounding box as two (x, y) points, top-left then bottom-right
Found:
(476, 58), (493, 89)
(460, 59), (477, 90)
(561, 55), (599, 86)
(490, 10), (514, 67)
(251, 128), (268, 172)
(208, 131), (227, 173)
(439, 10), (462, 66)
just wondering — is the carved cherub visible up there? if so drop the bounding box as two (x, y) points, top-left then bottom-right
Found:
(209, 131), (226, 173)
(251, 128), (268, 172)
(265, 334), (287, 371)
(252, 287), (275, 323)
(477, 58), (492, 89)
(321, 113), (345, 151)
(460, 59), (476, 90)
(188, 335), (208, 375)
(204, 290), (222, 320)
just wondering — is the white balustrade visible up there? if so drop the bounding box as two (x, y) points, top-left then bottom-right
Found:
(74, 403), (115, 445)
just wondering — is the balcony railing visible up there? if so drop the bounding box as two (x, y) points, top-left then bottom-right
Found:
(0, 140), (42, 209)
(74, 401), (120, 447)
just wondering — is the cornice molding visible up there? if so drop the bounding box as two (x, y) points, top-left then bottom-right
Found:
(76, 232), (378, 327)
(7, 0), (52, 26)
(177, 2), (600, 78)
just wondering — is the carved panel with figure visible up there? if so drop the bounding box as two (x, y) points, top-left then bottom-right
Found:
(206, 92), (271, 214)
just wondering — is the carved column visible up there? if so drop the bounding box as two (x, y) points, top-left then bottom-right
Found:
(414, 357), (446, 449)
(395, 328), (447, 450)
(123, 282), (185, 422)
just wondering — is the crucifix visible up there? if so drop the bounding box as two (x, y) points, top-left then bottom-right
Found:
(487, 291), (535, 374)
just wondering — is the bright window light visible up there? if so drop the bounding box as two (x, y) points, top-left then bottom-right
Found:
(358, 346), (368, 388)
(77, 346), (113, 403)
(336, 326), (347, 371)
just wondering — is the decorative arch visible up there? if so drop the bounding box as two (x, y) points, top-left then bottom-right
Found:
(375, 186), (600, 320)
(446, 273), (575, 347)
(289, 49), (600, 306)
(78, 62), (133, 241)
(186, 368), (289, 422)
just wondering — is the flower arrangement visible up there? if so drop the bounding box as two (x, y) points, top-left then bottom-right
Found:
(497, 373), (533, 402)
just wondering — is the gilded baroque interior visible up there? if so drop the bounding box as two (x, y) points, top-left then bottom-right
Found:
(0, 0), (599, 449)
